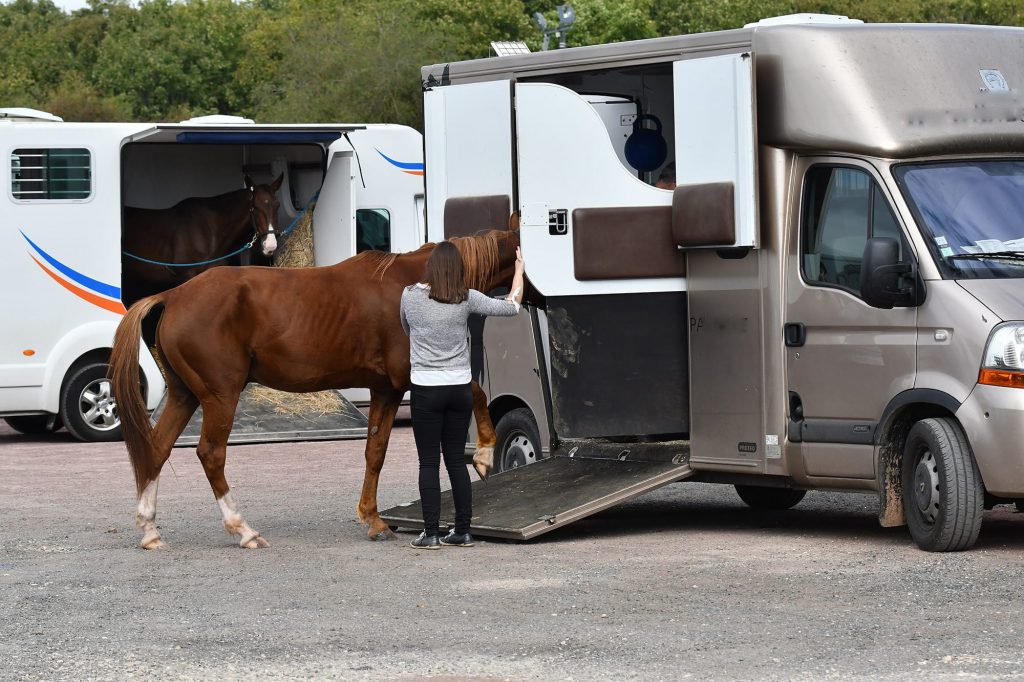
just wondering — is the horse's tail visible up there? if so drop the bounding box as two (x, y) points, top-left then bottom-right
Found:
(110, 293), (166, 498)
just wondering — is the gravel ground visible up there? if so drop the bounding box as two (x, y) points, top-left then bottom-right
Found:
(2, 413), (1024, 682)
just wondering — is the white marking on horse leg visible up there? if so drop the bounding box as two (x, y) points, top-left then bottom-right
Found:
(217, 492), (269, 549)
(136, 479), (165, 549)
(262, 231), (277, 256)
(473, 446), (494, 480)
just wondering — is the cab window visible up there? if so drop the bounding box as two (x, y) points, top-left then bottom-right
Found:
(802, 166), (906, 292)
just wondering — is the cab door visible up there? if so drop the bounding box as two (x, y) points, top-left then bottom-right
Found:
(785, 159), (918, 481)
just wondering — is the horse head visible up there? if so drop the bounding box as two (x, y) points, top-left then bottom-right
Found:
(451, 221), (521, 294)
(245, 173), (284, 257)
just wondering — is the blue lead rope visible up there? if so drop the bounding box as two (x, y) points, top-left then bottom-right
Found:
(121, 191), (320, 268)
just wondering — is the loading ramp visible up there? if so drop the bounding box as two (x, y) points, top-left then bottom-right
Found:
(381, 441), (692, 541)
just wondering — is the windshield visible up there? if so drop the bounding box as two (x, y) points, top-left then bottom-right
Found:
(895, 160), (1024, 279)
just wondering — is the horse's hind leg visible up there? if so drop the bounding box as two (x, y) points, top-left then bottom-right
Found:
(195, 394), (269, 549)
(358, 388), (403, 540)
(469, 380), (497, 480)
(137, 385), (199, 549)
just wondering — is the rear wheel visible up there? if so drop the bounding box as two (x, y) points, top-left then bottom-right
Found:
(494, 408), (541, 474)
(3, 414), (63, 435)
(61, 363), (123, 442)
(901, 417), (983, 552)
(734, 485), (806, 510)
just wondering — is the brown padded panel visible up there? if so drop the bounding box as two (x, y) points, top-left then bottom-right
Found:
(572, 206), (686, 280)
(444, 195), (511, 239)
(672, 182), (736, 247)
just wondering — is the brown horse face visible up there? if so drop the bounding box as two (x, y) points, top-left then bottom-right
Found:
(246, 173), (284, 257)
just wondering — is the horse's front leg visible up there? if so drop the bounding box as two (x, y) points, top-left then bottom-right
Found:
(357, 388), (403, 540)
(469, 380), (496, 480)
(196, 394), (268, 549)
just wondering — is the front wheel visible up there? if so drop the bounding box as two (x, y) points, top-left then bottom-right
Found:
(3, 414), (63, 435)
(734, 485), (806, 510)
(901, 417), (983, 552)
(494, 408), (541, 474)
(61, 363), (123, 442)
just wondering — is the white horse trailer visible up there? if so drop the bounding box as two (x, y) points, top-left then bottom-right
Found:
(1, 109), (424, 441)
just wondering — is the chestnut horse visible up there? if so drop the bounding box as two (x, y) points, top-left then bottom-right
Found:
(109, 228), (519, 549)
(122, 174), (284, 292)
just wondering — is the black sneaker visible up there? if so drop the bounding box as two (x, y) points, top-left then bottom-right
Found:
(440, 530), (475, 547)
(410, 532), (441, 550)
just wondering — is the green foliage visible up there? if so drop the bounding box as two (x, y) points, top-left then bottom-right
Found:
(3, 0), (1024, 125)
(92, 0), (256, 120)
(537, 0), (657, 47)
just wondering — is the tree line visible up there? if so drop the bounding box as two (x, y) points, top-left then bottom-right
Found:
(3, 0), (1023, 127)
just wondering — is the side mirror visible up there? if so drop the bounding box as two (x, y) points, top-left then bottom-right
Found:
(860, 237), (925, 309)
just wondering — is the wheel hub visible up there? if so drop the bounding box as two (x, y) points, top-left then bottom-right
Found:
(503, 433), (537, 470)
(80, 378), (120, 432)
(912, 449), (940, 524)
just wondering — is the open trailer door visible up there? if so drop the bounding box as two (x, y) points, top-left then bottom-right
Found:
(122, 121), (370, 444)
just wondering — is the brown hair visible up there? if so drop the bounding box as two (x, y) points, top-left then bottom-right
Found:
(424, 241), (468, 304)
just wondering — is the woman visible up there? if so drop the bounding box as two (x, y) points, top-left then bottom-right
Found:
(400, 241), (525, 550)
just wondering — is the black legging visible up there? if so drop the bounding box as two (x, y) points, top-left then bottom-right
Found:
(410, 383), (474, 536)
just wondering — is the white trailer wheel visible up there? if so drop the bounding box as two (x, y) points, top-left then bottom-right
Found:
(61, 363), (123, 443)
(901, 417), (983, 552)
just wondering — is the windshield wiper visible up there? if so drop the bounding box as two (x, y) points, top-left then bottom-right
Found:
(947, 250), (1024, 264)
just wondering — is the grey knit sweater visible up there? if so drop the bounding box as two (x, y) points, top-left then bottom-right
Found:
(400, 284), (519, 385)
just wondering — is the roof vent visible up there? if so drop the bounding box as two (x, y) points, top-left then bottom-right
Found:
(746, 14), (863, 28)
(180, 114), (255, 125)
(0, 107), (64, 122)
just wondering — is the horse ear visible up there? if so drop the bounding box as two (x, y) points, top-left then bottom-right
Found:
(244, 174), (254, 191)
(508, 211), (520, 231)
(271, 173), (284, 192)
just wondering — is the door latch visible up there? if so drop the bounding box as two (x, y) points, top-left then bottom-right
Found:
(784, 322), (806, 347)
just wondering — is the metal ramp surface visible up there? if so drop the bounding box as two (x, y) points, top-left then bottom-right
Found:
(151, 386), (368, 447)
(380, 453), (693, 541)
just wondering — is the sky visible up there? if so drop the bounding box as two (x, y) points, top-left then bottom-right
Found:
(51, 0), (91, 11)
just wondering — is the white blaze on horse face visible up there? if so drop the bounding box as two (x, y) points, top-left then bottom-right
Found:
(262, 230), (277, 256)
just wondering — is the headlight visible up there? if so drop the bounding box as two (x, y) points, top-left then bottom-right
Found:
(979, 322), (1024, 388)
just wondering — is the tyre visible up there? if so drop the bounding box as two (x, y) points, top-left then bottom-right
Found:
(3, 414), (62, 435)
(901, 417), (983, 552)
(61, 363), (123, 442)
(494, 408), (541, 473)
(734, 485), (806, 510)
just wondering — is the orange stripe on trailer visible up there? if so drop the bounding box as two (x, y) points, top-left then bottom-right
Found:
(29, 255), (126, 315)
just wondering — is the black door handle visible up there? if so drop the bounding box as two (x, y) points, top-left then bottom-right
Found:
(784, 322), (806, 347)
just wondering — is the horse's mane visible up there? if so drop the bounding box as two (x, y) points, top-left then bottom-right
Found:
(359, 231), (505, 289)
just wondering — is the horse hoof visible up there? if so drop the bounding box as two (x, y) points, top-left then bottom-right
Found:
(141, 538), (167, 550)
(473, 461), (490, 481)
(241, 536), (270, 549)
(370, 528), (396, 541)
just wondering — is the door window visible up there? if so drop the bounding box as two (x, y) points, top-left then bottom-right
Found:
(801, 166), (905, 292)
(356, 208), (390, 252)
